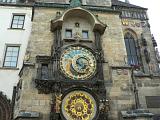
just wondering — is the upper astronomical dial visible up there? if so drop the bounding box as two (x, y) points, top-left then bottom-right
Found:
(60, 46), (96, 80)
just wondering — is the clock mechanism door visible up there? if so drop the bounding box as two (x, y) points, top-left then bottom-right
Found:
(60, 46), (97, 80)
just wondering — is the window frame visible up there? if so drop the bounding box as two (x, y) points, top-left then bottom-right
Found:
(124, 32), (139, 65)
(82, 30), (89, 39)
(10, 14), (25, 29)
(146, 96), (160, 108)
(41, 63), (49, 80)
(3, 45), (20, 68)
(65, 29), (72, 38)
(0, 0), (15, 3)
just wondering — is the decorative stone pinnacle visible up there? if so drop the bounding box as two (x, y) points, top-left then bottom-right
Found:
(70, 0), (81, 7)
(125, 0), (130, 3)
(152, 34), (157, 47)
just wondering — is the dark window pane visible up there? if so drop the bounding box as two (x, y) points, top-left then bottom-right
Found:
(124, 33), (139, 65)
(41, 64), (49, 80)
(130, 39), (137, 55)
(133, 55), (138, 65)
(127, 56), (132, 65)
(146, 96), (160, 108)
(125, 39), (131, 55)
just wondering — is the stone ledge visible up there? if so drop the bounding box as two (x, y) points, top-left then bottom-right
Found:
(0, 67), (19, 70)
(63, 38), (93, 43)
(7, 28), (25, 31)
(121, 109), (154, 118)
(111, 66), (131, 69)
(19, 62), (35, 77)
(15, 111), (40, 119)
(134, 74), (160, 78)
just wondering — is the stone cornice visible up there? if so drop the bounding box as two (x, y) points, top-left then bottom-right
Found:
(0, 2), (121, 13)
(0, 2), (33, 7)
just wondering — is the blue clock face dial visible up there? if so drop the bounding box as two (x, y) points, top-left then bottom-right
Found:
(60, 46), (96, 80)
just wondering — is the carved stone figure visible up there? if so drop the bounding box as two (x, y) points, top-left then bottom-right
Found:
(55, 93), (62, 113)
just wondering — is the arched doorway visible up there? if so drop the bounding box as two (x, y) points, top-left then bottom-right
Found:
(0, 92), (11, 120)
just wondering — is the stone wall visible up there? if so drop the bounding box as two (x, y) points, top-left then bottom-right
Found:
(136, 76), (160, 114)
(14, 66), (51, 120)
(13, 6), (160, 120)
(26, 8), (62, 62)
(99, 12), (126, 66)
(107, 67), (135, 119)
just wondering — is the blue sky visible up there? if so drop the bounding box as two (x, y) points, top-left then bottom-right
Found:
(120, 0), (160, 51)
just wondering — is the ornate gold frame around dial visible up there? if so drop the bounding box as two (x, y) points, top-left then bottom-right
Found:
(59, 45), (97, 80)
(60, 88), (99, 120)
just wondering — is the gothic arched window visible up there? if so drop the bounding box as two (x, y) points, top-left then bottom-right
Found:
(124, 32), (139, 65)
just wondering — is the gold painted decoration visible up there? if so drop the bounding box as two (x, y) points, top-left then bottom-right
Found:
(61, 90), (97, 120)
(121, 19), (148, 28)
(122, 19), (129, 26)
(60, 46), (96, 80)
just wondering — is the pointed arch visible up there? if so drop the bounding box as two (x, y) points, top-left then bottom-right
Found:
(123, 28), (138, 40)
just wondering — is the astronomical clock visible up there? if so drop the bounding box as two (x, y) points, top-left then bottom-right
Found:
(60, 46), (97, 80)
(35, 5), (108, 120)
(55, 45), (103, 120)
(45, 31), (108, 119)
(47, 40), (108, 120)
(34, 35), (108, 119)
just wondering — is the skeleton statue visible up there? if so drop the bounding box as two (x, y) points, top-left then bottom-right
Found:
(55, 93), (62, 113)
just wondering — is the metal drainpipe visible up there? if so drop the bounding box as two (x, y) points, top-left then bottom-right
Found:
(131, 67), (140, 109)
